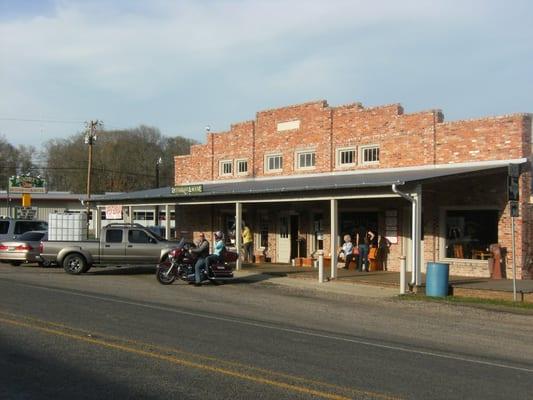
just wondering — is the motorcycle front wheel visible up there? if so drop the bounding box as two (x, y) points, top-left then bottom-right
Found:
(156, 264), (176, 285)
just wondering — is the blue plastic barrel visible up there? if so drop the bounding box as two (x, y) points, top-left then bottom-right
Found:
(426, 262), (450, 297)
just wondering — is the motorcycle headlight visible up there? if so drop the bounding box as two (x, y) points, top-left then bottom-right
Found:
(169, 249), (179, 258)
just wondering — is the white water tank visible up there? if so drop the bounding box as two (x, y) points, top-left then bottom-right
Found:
(48, 212), (88, 241)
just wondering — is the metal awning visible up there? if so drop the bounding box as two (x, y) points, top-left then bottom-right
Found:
(96, 159), (526, 203)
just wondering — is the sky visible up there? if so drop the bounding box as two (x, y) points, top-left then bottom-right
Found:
(0, 0), (532, 148)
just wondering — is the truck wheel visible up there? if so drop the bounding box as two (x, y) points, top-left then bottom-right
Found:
(63, 253), (87, 275)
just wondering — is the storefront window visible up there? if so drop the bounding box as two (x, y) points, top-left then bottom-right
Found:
(445, 210), (498, 259)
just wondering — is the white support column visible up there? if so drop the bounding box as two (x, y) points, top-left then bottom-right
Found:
(94, 206), (101, 239)
(165, 204), (170, 239)
(128, 206), (133, 224)
(235, 202), (242, 271)
(414, 185), (423, 286)
(330, 199), (338, 279)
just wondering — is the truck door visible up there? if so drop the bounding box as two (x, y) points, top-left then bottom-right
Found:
(101, 228), (126, 263)
(125, 229), (161, 263)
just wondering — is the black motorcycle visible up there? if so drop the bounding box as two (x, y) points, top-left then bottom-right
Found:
(156, 239), (236, 285)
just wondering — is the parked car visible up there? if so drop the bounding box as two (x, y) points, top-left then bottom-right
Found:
(38, 223), (177, 274)
(0, 230), (48, 266)
(0, 217), (48, 241)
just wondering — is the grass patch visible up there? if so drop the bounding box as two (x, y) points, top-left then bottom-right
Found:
(397, 293), (533, 312)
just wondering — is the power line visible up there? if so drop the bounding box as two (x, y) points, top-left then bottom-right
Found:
(0, 117), (85, 124)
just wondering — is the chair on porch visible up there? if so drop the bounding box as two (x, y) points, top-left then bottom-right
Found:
(453, 244), (464, 259)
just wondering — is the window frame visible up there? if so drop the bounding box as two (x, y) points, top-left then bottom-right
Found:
(219, 159), (233, 176)
(295, 150), (316, 170)
(106, 229), (124, 243)
(439, 206), (500, 262)
(265, 154), (283, 173)
(128, 229), (156, 244)
(359, 145), (380, 165)
(336, 147), (357, 168)
(235, 159), (248, 175)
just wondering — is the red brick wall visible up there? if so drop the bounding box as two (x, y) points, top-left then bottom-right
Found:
(175, 100), (530, 185)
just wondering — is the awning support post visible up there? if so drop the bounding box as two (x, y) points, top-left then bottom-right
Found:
(235, 202), (242, 270)
(330, 198), (338, 280)
(165, 204), (170, 239)
(414, 185), (422, 286)
(94, 206), (101, 238)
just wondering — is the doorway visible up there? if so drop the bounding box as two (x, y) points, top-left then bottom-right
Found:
(277, 215), (291, 263)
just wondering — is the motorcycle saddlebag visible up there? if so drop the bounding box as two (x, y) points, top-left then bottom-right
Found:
(210, 263), (234, 278)
(223, 251), (239, 263)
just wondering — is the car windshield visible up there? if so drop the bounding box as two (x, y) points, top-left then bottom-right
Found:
(18, 231), (46, 241)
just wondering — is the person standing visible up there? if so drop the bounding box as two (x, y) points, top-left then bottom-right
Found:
(242, 224), (253, 263)
(377, 235), (391, 271)
(191, 232), (210, 285)
(356, 226), (375, 272)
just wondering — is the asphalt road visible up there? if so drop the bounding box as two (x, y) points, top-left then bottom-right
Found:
(1, 263), (532, 400)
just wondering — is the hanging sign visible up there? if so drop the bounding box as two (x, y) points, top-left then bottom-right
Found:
(105, 205), (123, 220)
(171, 184), (203, 195)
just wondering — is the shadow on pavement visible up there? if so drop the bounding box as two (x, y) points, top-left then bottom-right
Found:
(0, 340), (161, 400)
(87, 266), (157, 275)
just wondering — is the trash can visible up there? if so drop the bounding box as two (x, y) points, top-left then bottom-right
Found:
(425, 262), (449, 297)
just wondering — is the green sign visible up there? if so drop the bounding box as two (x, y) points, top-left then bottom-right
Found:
(8, 175), (47, 194)
(171, 184), (203, 195)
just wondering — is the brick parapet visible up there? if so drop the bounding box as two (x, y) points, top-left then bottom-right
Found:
(174, 100), (531, 187)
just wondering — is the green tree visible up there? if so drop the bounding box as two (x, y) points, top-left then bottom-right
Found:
(41, 126), (197, 193)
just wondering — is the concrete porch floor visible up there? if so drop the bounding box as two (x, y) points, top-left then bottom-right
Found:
(242, 263), (533, 302)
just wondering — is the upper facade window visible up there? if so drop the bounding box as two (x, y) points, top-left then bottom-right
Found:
(360, 145), (380, 165)
(236, 159), (248, 175)
(220, 160), (233, 176)
(296, 151), (316, 169)
(265, 154), (283, 172)
(336, 147), (356, 167)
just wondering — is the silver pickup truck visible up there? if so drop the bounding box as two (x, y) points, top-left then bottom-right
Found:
(39, 223), (177, 274)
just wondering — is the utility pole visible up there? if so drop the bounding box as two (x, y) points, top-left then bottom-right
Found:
(154, 157), (162, 227)
(155, 157), (162, 188)
(85, 120), (103, 229)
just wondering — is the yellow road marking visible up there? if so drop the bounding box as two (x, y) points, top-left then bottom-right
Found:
(0, 312), (401, 400)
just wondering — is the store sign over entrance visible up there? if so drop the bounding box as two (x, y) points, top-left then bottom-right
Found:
(171, 184), (203, 195)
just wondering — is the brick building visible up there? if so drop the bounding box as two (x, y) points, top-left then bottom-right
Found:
(99, 100), (533, 280)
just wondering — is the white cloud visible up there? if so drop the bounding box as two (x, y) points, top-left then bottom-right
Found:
(0, 0), (532, 146)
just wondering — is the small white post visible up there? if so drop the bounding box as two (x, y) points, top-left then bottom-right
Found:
(400, 256), (407, 295)
(235, 202), (242, 271)
(318, 253), (325, 283)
